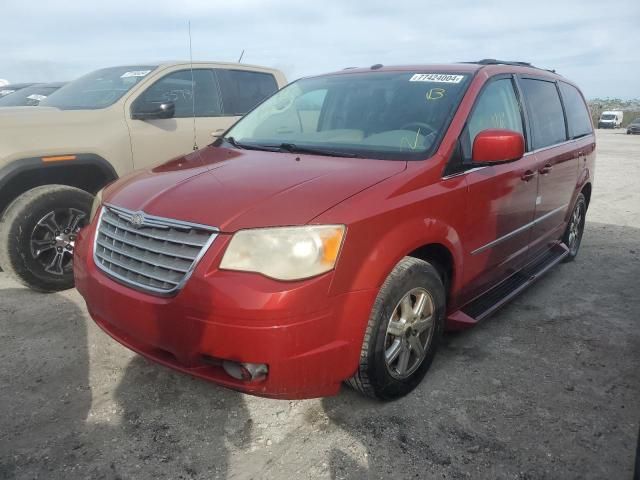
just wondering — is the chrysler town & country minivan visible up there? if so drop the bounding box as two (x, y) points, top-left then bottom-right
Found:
(75, 60), (595, 400)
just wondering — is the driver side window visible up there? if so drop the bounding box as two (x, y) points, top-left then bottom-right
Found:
(467, 78), (524, 145)
(453, 77), (524, 167)
(136, 69), (221, 118)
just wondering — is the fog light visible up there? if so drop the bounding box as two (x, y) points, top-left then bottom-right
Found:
(223, 361), (268, 381)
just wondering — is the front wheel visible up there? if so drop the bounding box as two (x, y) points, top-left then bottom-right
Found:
(347, 257), (445, 400)
(0, 185), (93, 292)
(562, 193), (587, 262)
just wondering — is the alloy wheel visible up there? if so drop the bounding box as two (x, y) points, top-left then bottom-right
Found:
(384, 287), (436, 379)
(567, 202), (585, 255)
(30, 208), (86, 275)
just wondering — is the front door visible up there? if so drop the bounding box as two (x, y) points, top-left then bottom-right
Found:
(125, 68), (234, 170)
(459, 76), (539, 301)
(518, 77), (579, 255)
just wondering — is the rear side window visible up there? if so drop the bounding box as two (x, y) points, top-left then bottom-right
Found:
(520, 79), (567, 149)
(559, 82), (593, 139)
(217, 70), (278, 115)
(136, 69), (221, 117)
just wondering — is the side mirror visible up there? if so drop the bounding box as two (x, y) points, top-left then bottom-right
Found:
(131, 101), (175, 120)
(472, 129), (525, 164)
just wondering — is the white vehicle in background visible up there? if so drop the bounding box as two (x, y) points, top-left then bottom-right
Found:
(598, 110), (624, 129)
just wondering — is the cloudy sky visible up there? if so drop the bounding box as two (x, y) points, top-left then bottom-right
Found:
(1, 0), (638, 99)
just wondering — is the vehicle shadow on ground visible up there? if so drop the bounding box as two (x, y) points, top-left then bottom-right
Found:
(321, 221), (640, 479)
(0, 287), (92, 478)
(0, 286), (251, 480)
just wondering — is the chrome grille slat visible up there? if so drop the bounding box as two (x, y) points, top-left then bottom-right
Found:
(101, 213), (209, 247)
(98, 226), (201, 260)
(95, 238), (191, 273)
(95, 250), (182, 285)
(93, 205), (218, 295)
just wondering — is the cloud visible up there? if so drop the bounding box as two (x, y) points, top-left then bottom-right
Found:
(1, 0), (638, 98)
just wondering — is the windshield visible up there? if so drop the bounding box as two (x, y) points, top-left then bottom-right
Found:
(632, 118), (640, 125)
(0, 84), (62, 107)
(601, 114), (616, 120)
(40, 66), (157, 110)
(224, 71), (472, 160)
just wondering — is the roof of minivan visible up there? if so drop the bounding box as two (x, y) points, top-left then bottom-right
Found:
(322, 63), (563, 81)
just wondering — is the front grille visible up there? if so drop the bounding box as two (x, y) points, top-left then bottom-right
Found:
(93, 205), (218, 295)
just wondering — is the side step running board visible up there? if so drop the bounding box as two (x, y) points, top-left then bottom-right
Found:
(448, 243), (569, 327)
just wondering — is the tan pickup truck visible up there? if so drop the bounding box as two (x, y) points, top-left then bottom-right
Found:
(0, 61), (287, 291)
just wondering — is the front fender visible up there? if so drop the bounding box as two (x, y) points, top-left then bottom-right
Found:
(0, 154), (118, 214)
(331, 215), (465, 297)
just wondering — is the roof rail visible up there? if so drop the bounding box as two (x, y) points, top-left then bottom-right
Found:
(462, 59), (557, 74)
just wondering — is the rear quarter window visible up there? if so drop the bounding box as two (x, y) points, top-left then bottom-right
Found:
(558, 82), (593, 138)
(217, 70), (278, 116)
(520, 78), (567, 149)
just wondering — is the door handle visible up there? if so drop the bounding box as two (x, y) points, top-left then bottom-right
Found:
(521, 170), (536, 182)
(539, 163), (553, 175)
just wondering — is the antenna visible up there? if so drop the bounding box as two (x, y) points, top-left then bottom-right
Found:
(188, 21), (198, 151)
(238, 49), (245, 63)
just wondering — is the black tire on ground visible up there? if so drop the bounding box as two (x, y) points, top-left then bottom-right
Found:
(0, 185), (93, 292)
(347, 257), (446, 400)
(562, 193), (587, 263)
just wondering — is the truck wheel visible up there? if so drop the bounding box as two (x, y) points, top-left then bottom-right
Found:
(0, 185), (93, 292)
(562, 193), (587, 262)
(347, 257), (445, 400)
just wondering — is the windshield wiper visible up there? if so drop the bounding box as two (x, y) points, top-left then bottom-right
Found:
(223, 136), (280, 152)
(275, 143), (361, 158)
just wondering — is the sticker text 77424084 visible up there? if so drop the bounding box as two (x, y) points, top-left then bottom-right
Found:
(410, 73), (465, 83)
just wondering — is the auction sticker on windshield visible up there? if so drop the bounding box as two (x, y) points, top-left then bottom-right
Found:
(120, 70), (151, 79)
(27, 94), (47, 101)
(409, 74), (465, 83)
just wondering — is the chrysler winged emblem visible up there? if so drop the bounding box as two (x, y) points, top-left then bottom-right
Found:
(130, 212), (145, 228)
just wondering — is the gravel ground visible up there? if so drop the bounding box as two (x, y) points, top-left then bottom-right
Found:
(1, 129), (639, 480)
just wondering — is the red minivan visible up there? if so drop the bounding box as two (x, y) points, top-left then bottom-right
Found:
(74, 60), (595, 400)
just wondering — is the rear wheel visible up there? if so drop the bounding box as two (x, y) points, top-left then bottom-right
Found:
(0, 185), (93, 292)
(347, 257), (445, 400)
(562, 193), (587, 262)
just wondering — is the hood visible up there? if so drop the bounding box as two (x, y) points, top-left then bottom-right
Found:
(0, 106), (119, 161)
(104, 146), (407, 231)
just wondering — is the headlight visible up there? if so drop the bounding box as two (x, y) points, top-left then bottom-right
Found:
(220, 225), (345, 280)
(89, 188), (103, 222)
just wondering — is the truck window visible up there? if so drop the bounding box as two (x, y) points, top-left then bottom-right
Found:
(216, 70), (278, 116)
(559, 82), (593, 139)
(520, 79), (567, 149)
(135, 69), (221, 117)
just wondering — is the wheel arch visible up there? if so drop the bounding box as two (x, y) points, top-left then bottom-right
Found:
(407, 242), (455, 300)
(332, 216), (464, 302)
(0, 154), (118, 217)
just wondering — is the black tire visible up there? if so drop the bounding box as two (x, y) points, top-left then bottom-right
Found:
(0, 185), (93, 292)
(562, 193), (587, 263)
(347, 257), (446, 400)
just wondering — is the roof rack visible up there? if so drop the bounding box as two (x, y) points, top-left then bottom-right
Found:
(463, 59), (557, 74)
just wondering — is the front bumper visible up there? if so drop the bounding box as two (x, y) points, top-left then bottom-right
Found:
(74, 222), (377, 399)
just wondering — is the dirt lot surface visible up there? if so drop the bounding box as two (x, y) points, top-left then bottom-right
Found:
(1, 129), (639, 479)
